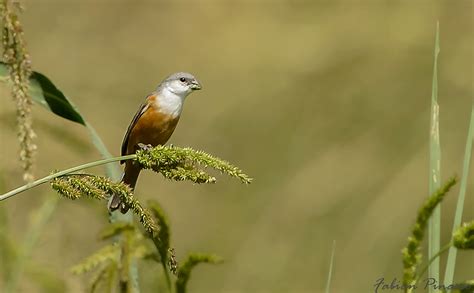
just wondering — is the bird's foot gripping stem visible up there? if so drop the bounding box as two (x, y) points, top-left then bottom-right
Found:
(137, 143), (154, 151)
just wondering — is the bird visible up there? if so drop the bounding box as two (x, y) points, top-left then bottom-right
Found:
(109, 72), (202, 213)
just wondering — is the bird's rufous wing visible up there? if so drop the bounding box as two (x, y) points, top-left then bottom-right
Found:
(120, 98), (151, 163)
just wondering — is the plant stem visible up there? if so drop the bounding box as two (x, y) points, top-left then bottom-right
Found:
(0, 154), (136, 201)
(416, 242), (451, 284)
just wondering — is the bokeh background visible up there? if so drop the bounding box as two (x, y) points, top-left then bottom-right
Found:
(0, 0), (473, 292)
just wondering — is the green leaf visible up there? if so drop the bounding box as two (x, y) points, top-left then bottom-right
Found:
(0, 62), (85, 125)
(175, 253), (221, 293)
(30, 71), (85, 125)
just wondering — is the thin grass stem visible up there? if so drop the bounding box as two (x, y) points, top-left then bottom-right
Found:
(0, 154), (136, 201)
(325, 240), (336, 293)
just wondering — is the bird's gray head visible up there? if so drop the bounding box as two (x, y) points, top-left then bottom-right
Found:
(159, 72), (202, 97)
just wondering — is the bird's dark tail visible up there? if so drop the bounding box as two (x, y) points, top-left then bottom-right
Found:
(108, 162), (141, 214)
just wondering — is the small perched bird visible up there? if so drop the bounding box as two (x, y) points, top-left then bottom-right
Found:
(109, 72), (202, 213)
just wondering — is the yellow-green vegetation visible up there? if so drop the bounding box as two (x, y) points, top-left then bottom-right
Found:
(49, 144), (251, 237)
(5, 145), (251, 292)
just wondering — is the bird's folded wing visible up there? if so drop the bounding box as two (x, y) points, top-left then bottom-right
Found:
(120, 97), (152, 162)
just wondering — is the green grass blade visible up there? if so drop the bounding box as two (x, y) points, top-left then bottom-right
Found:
(428, 21), (441, 292)
(325, 240), (336, 293)
(443, 100), (474, 291)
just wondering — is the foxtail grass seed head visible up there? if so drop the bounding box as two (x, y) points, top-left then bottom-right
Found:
(136, 145), (252, 184)
(51, 175), (107, 201)
(51, 174), (160, 236)
(51, 177), (83, 200)
(1, 0), (36, 182)
(453, 221), (474, 250)
(402, 176), (457, 285)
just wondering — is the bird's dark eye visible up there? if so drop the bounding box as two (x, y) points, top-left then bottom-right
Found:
(179, 77), (186, 82)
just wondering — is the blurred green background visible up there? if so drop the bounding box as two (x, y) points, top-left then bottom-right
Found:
(0, 0), (473, 292)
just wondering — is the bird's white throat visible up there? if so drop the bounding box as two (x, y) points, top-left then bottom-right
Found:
(156, 87), (186, 117)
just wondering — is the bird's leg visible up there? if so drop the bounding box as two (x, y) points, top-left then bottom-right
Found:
(137, 143), (154, 151)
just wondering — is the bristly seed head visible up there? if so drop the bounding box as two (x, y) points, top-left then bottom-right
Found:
(1, 1), (36, 182)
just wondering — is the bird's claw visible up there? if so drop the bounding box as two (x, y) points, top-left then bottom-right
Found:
(137, 143), (153, 151)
